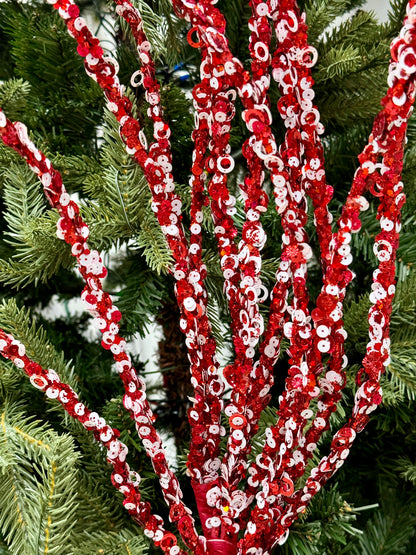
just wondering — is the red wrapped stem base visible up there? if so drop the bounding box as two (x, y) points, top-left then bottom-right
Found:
(193, 481), (237, 554)
(206, 540), (236, 555)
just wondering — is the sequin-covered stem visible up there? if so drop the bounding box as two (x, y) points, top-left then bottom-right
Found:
(0, 330), (190, 555)
(0, 108), (203, 553)
(49, 0), (226, 498)
(242, 2), (416, 552)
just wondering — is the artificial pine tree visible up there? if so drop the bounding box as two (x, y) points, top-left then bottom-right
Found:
(0, 0), (416, 554)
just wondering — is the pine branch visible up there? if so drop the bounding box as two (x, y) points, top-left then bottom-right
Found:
(0, 1), (103, 154)
(0, 399), (79, 555)
(0, 78), (30, 121)
(0, 299), (76, 388)
(391, 270), (416, 332)
(105, 248), (169, 337)
(385, 349), (416, 402)
(134, 220), (174, 274)
(350, 501), (416, 554)
(282, 486), (361, 555)
(205, 292), (232, 355)
(0, 143), (21, 174)
(385, 0), (408, 34)
(51, 153), (101, 193)
(28, 443), (79, 554)
(316, 43), (362, 82)
(72, 477), (130, 538)
(82, 108), (173, 272)
(396, 455), (416, 485)
(0, 163), (73, 288)
(304, 0), (366, 45)
(0, 359), (24, 398)
(343, 294), (371, 357)
(73, 530), (147, 555)
(319, 9), (379, 52)
(0, 536), (11, 555)
(122, 0), (185, 66)
(396, 217), (416, 267)
(0, 454), (38, 555)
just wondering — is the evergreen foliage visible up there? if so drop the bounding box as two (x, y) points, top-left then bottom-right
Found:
(0, 0), (415, 553)
(0, 164), (73, 288)
(349, 495), (416, 554)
